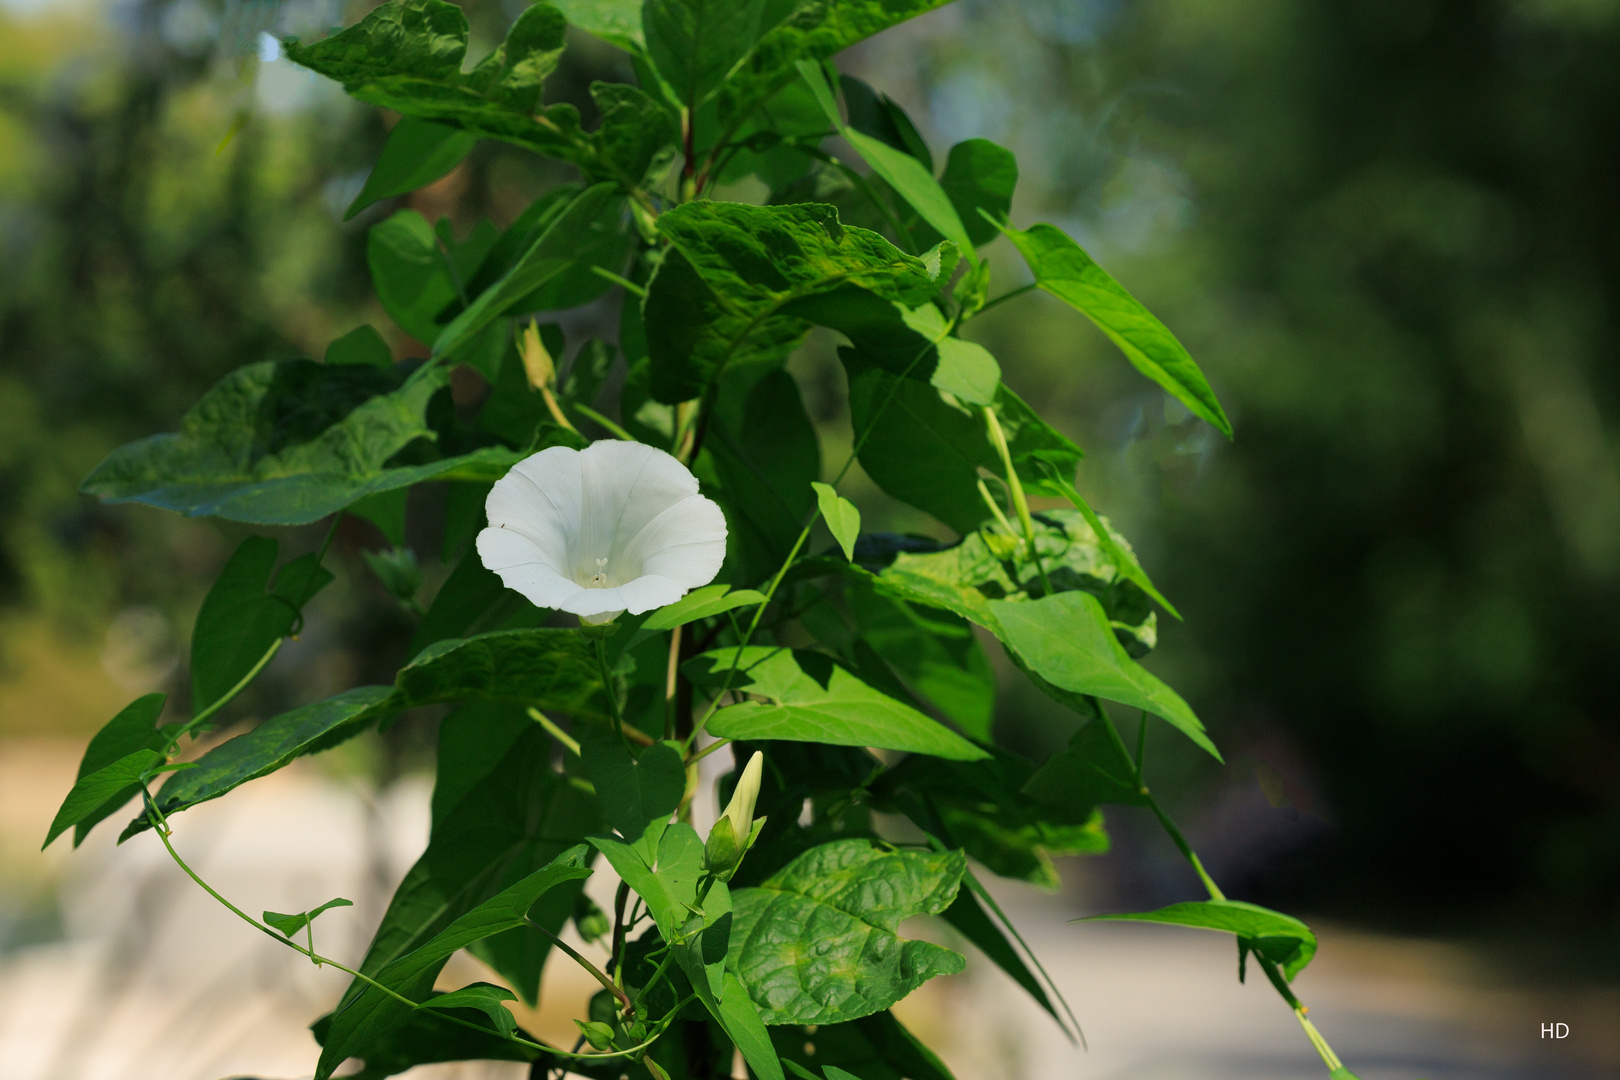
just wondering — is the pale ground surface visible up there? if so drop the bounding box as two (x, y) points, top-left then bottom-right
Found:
(1, 738), (1613, 1080)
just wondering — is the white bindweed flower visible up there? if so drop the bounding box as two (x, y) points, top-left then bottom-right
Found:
(477, 440), (728, 625)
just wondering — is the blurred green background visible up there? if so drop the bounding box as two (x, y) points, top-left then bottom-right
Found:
(1, 0), (1616, 955)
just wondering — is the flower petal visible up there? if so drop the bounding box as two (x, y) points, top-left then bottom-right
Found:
(597, 574), (689, 616)
(485, 445), (582, 571)
(476, 528), (581, 611)
(621, 494), (728, 588)
(578, 441), (701, 577)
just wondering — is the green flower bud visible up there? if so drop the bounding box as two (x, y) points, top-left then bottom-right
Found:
(704, 816), (739, 877)
(704, 751), (765, 881)
(574, 1019), (615, 1051)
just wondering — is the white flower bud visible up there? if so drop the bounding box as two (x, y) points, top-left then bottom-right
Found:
(519, 319), (555, 390)
(722, 751), (764, 842)
(705, 751), (765, 881)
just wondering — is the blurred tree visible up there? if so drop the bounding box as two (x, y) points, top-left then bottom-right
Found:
(852, 0), (1620, 928)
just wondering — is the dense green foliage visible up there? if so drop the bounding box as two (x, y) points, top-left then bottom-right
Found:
(6, 0), (1614, 1074)
(34, 0), (1377, 1076)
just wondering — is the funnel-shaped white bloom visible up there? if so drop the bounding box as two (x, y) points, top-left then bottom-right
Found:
(477, 441), (727, 624)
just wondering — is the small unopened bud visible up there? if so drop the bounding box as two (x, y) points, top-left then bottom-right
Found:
(704, 816), (739, 877)
(574, 1019), (615, 1051)
(520, 319), (556, 390)
(722, 751), (763, 843)
(705, 751), (765, 881)
(983, 532), (1021, 560)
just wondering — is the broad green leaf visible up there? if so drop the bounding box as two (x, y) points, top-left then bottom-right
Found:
(842, 363), (981, 529)
(287, 1), (595, 169)
(284, 0), (468, 82)
(701, 368), (821, 580)
(930, 338), (1000, 407)
(771, 1011), (957, 1080)
(80, 359), (523, 525)
(729, 839), (966, 1023)
(590, 821), (707, 942)
(598, 822), (774, 1077)
(798, 60), (975, 263)
(844, 354), (1077, 533)
(561, 337), (616, 408)
(715, 971), (784, 1080)
(264, 897), (354, 938)
(784, 290), (997, 406)
(1079, 899), (1317, 981)
(325, 324), (395, 368)
(591, 81), (680, 183)
(644, 201), (944, 402)
(407, 546), (547, 661)
(346, 117), (479, 220)
(871, 751), (1104, 890)
(937, 804), (1106, 888)
(579, 732), (685, 849)
(441, 479), (491, 562)
(394, 628), (609, 720)
(841, 75), (932, 169)
(191, 536), (333, 715)
(311, 996), (545, 1080)
(900, 304), (997, 404)
(846, 587), (994, 740)
(716, 76), (829, 188)
(315, 847), (593, 1080)
(687, 647), (988, 761)
(368, 210), (497, 344)
(999, 221), (1232, 438)
(432, 184), (626, 358)
(550, 0), (644, 50)
(455, 189), (574, 308)
(363, 546), (424, 605)
(123, 686), (397, 839)
(351, 487), (409, 546)
(988, 592), (1218, 760)
(1036, 463), (1179, 618)
(62, 693), (167, 847)
(44, 749), (164, 849)
(429, 704), (531, 824)
(813, 482), (860, 561)
(919, 139), (1017, 250)
(1022, 718), (1149, 814)
(642, 584), (768, 630)
(717, 0), (959, 139)
(864, 509), (1157, 656)
(644, 0), (765, 108)
(415, 982), (518, 1037)
(358, 720), (599, 1008)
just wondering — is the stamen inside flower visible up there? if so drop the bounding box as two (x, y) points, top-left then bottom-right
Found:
(589, 556), (609, 587)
